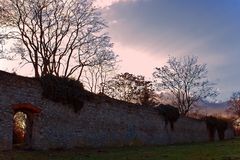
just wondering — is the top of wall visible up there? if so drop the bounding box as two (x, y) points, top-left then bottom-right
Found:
(0, 70), (160, 114)
(0, 70), (39, 87)
(0, 70), (207, 122)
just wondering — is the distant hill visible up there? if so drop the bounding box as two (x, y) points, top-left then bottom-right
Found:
(155, 92), (231, 116)
(194, 100), (230, 116)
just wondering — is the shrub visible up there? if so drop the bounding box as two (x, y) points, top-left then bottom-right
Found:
(204, 116), (229, 140)
(40, 75), (86, 113)
(156, 104), (180, 130)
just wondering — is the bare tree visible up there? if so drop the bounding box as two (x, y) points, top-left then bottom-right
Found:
(75, 34), (117, 80)
(81, 51), (118, 93)
(228, 92), (240, 117)
(0, 36), (3, 56)
(0, 0), (116, 78)
(153, 56), (217, 115)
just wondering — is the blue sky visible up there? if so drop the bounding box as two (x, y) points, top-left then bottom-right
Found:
(1, 0), (240, 101)
(99, 0), (240, 101)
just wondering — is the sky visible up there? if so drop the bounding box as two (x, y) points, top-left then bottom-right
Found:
(1, 0), (240, 101)
(95, 0), (240, 101)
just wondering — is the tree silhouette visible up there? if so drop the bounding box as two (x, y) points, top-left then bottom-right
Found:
(0, 0), (116, 78)
(104, 72), (155, 105)
(153, 56), (217, 115)
(228, 92), (240, 116)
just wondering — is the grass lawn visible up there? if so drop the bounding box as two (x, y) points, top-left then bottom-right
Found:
(1, 138), (240, 160)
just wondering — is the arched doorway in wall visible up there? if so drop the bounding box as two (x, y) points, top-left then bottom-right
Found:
(13, 111), (27, 145)
(12, 103), (41, 149)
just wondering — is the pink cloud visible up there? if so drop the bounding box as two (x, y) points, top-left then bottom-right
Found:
(113, 42), (167, 78)
(95, 0), (136, 8)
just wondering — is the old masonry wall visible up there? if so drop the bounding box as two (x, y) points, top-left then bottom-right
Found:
(0, 71), (234, 150)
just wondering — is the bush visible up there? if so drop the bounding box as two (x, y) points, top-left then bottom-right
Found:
(40, 75), (86, 113)
(204, 116), (229, 140)
(156, 104), (180, 130)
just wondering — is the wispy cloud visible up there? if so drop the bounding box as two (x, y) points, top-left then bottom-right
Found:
(95, 0), (136, 8)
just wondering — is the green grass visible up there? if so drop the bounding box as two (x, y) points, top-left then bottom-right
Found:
(1, 138), (240, 160)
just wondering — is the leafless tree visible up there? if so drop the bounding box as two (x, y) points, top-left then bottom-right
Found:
(0, 37), (3, 56)
(228, 92), (240, 117)
(153, 56), (217, 115)
(0, 0), (116, 78)
(227, 92), (240, 129)
(81, 51), (118, 93)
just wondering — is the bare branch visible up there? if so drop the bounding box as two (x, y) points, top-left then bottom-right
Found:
(153, 56), (217, 115)
(0, 0), (117, 78)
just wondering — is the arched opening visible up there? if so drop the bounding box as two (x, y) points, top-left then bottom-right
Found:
(13, 111), (28, 146)
(12, 103), (41, 149)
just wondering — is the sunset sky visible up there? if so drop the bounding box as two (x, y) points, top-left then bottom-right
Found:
(97, 0), (240, 101)
(1, 0), (240, 101)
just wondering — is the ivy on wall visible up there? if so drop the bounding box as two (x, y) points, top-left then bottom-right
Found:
(40, 75), (87, 113)
(204, 116), (229, 140)
(156, 104), (180, 131)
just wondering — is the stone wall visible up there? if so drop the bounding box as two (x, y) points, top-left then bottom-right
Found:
(0, 71), (235, 150)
